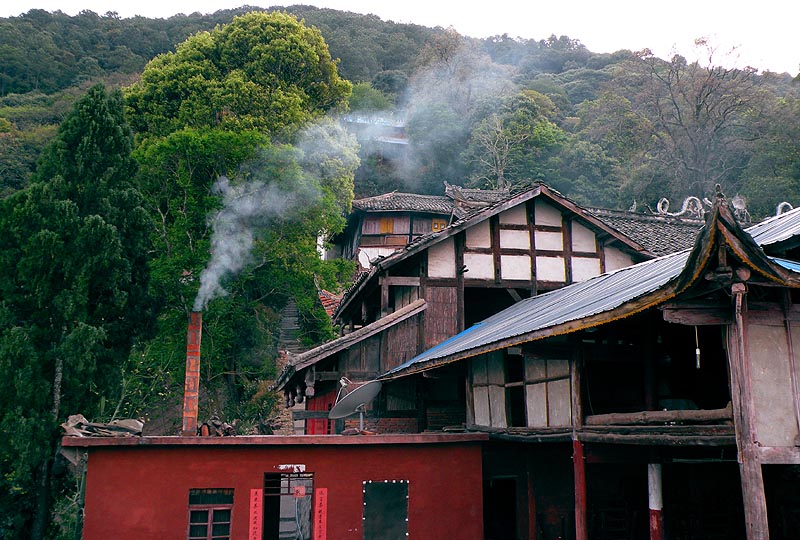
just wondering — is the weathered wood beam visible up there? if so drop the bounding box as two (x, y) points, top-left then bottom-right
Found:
(379, 276), (421, 287)
(577, 432), (735, 446)
(661, 303), (733, 325)
(729, 284), (770, 540)
(584, 403), (732, 426)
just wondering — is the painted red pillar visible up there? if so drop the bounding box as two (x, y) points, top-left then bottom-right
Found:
(182, 311), (202, 436)
(573, 439), (588, 540)
(648, 463), (664, 540)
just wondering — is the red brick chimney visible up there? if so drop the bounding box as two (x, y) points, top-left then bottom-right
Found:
(182, 311), (202, 436)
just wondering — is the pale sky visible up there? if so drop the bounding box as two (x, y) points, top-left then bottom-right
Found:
(3, 1), (799, 75)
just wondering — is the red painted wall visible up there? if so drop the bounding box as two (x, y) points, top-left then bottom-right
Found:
(306, 388), (337, 434)
(78, 437), (483, 540)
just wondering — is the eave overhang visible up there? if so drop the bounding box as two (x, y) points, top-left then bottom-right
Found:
(379, 192), (800, 381)
(272, 298), (426, 391)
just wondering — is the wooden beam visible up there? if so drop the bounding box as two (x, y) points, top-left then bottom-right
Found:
(729, 285), (770, 540)
(380, 279), (390, 317)
(379, 276), (421, 287)
(491, 215), (501, 284)
(584, 404), (732, 426)
(578, 432), (734, 446)
(527, 199), (538, 296)
(571, 351), (583, 430)
(661, 306), (733, 325)
(563, 217), (573, 284)
(456, 232), (465, 333)
(758, 446), (800, 465)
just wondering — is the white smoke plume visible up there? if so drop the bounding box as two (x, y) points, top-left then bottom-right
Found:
(192, 118), (359, 311)
(193, 176), (295, 311)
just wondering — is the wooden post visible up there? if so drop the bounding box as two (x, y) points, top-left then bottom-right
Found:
(573, 439), (588, 540)
(648, 463), (664, 540)
(729, 284), (770, 539)
(455, 231), (465, 333)
(490, 215), (501, 284)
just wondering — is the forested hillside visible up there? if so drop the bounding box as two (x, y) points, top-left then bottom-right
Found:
(1, 6), (800, 539)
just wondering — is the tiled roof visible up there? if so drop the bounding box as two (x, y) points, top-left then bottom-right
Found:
(318, 290), (342, 318)
(334, 185), (654, 321)
(351, 186), (512, 217)
(352, 192), (454, 214)
(586, 208), (704, 256)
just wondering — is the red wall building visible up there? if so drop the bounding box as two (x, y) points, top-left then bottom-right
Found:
(63, 433), (485, 540)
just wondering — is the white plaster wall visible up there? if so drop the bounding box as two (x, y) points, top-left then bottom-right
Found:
(464, 253), (495, 279)
(604, 246), (634, 272)
(571, 221), (596, 252)
(572, 257), (602, 282)
(428, 237), (456, 278)
(535, 230), (563, 251)
(500, 229), (530, 250)
(499, 204), (528, 225)
(535, 199), (562, 227)
(358, 247), (399, 269)
(536, 256), (566, 282)
(466, 220), (492, 249)
(501, 255), (532, 280)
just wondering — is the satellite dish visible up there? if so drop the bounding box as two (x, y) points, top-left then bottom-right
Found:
(328, 379), (382, 432)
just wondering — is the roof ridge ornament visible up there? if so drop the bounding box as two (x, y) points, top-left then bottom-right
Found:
(654, 185), (751, 223)
(655, 195), (708, 219)
(776, 202), (794, 216)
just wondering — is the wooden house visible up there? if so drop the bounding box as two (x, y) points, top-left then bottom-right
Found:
(327, 183), (509, 267)
(275, 183), (702, 435)
(378, 188), (800, 539)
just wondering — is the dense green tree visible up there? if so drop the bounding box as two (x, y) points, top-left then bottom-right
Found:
(126, 11), (351, 139)
(598, 41), (768, 202)
(0, 84), (153, 539)
(740, 96), (800, 218)
(124, 12), (358, 432)
(463, 90), (565, 189)
(349, 82), (393, 111)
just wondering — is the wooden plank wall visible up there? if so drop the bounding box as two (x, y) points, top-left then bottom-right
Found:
(425, 286), (458, 350)
(384, 315), (422, 372)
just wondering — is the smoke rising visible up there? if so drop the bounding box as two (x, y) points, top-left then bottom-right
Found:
(192, 118), (359, 311)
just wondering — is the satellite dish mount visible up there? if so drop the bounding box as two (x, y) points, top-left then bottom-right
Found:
(328, 378), (382, 433)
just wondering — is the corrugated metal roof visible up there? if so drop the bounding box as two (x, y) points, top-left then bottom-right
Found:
(383, 251), (688, 377)
(745, 206), (800, 246)
(383, 206), (800, 379)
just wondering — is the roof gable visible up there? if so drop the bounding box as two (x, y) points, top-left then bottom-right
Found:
(335, 184), (653, 320)
(382, 190), (800, 379)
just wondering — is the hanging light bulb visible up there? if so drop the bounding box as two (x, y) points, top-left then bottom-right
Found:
(695, 326), (701, 370)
